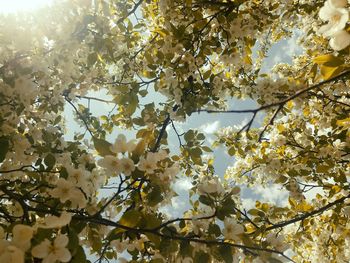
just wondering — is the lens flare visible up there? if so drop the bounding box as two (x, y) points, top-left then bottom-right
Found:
(0, 0), (52, 13)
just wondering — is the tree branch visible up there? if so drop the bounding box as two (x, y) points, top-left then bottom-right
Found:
(264, 194), (350, 232)
(198, 70), (350, 134)
(117, 0), (144, 24)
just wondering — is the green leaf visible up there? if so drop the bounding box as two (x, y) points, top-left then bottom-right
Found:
(228, 146), (236, 156)
(68, 229), (80, 256)
(199, 195), (213, 206)
(194, 251), (210, 263)
(316, 164), (330, 173)
(179, 241), (192, 257)
(266, 257), (284, 263)
(145, 232), (161, 248)
(190, 147), (202, 158)
(53, 115), (62, 125)
(159, 239), (178, 255)
(144, 213), (162, 229)
(118, 210), (142, 228)
(248, 209), (265, 218)
(219, 244), (233, 263)
(93, 137), (114, 156)
(44, 153), (56, 170)
(139, 89), (148, 97)
(184, 130), (194, 142)
(0, 137), (9, 163)
(202, 146), (213, 152)
(203, 70), (211, 80)
(71, 246), (88, 263)
(208, 224), (221, 237)
(147, 185), (164, 206)
(87, 53), (97, 66)
(197, 133), (205, 140)
(179, 220), (186, 229)
(88, 226), (103, 252)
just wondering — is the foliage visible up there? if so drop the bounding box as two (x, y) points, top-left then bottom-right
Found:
(0, 0), (350, 262)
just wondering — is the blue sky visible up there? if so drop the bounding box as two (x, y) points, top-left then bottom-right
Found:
(61, 31), (304, 218)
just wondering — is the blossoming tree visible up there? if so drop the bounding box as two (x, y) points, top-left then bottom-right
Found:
(0, 0), (350, 262)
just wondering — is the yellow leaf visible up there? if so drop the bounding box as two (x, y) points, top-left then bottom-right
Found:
(320, 64), (343, 80)
(142, 70), (156, 78)
(303, 107), (310, 117)
(331, 185), (341, 194)
(277, 124), (285, 133)
(243, 55), (252, 65)
(286, 100), (294, 110)
(93, 137), (114, 157)
(153, 29), (167, 37)
(316, 164), (330, 173)
(118, 210), (142, 228)
(97, 54), (106, 65)
(296, 201), (313, 212)
(313, 54), (343, 66)
(289, 197), (297, 208)
(337, 117), (350, 127)
(277, 145), (285, 155)
(133, 140), (146, 157)
(245, 224), (256, 234)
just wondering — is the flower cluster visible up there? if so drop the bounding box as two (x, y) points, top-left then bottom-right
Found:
(97, 134), (136, 176)
(318, 0), (350, 50)
(31, 235), (71, 263)
(0, 225), (33, 263)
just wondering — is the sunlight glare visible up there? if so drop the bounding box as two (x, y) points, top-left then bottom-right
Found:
(0, 0), (53, 13)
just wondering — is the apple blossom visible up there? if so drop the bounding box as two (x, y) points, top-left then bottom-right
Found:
(32, 235), (71, 263)
(329, 29), (350, 50)
(0, 0), (349, 262)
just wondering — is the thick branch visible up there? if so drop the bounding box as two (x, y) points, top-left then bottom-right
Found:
(264, 194), (350, 232)
(78, 215), (294, 262)
(202, 70), (350, 115)
(198, 70), (350, 135)
(0, 184), (293, 261)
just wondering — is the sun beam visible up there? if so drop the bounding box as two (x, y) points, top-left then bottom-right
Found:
(0, 0), (53, 13)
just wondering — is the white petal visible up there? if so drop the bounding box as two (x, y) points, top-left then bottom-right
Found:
(57, 247), (71, 262)
(319, 1), (334, 21)
(332, 8), (349, 32)
(54, 234), (69, 248)
(330, 0), (347, 8)
(42, 253), (58, 263)
(318, 23), (335, 37)
(31, 240), (51, 258)
(5, 246), (24, 263)
(330, 30), (350, 50)
(12, 224), (34, 244)
(41, 212), (72, 229)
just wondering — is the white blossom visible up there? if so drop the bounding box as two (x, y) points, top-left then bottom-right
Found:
(32, 234), (71, 263)
(223, 218), (244, 242)
(329, 29), (350, 50)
